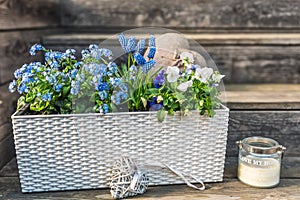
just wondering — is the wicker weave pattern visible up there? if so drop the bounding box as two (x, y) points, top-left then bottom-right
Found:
(12, 106), (229, 193)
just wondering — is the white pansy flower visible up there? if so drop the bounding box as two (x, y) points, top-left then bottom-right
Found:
(180, 52), (194, 63)
(212, 73), (225, 83)
(177, 80), (193, 92)
(195, 67), (213, 83)
(166, 66), (180, 83)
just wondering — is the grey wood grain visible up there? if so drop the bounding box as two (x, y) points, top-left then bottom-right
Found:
(0, 177), (299, 199)
(225, 84), (300, 110)
(0, 130), (15, 169)
(0, 29), (63, 85)
(0, 0), (60, 30)
(61, 0), (300, 29)
(227, 111), (300, 156)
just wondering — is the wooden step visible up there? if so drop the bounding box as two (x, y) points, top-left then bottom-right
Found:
(2, 0), (300, 31)
(0, 177), (299, 199)
(43, 33), (300, 84)
(226, 84), (300, 109)
(60, 0), (300, 30)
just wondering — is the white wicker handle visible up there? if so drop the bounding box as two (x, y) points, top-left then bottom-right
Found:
(163, 163), (205, 191)
(140, 161), (205, 191)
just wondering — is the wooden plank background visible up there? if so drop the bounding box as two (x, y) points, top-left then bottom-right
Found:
(61, 0), (300, 29)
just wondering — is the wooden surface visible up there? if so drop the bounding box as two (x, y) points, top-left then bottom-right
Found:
(61, 0), (300, 29)
(225, 84), (300, 109)
(0, 178), (299, 200)
(0, 0), (60, 30)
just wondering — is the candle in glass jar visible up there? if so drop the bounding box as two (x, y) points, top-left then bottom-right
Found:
(236, 137), (285, 188)
(238, 155), (280, 188)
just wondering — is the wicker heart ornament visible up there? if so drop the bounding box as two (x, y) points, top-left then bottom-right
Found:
(109, 157), (149, 199)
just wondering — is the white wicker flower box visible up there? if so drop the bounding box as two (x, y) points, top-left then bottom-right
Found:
(12, 105), (229, 193)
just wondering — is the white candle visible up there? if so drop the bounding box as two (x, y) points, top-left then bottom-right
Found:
(238, 155), (280, 188)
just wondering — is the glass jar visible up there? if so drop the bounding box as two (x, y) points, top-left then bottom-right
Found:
(236, 137), (286, 188)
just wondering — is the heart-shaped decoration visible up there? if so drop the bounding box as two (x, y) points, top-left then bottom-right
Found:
(109, 157), (149, 199)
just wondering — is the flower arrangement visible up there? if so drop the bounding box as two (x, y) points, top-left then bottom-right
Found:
(9, 34), (224, 121)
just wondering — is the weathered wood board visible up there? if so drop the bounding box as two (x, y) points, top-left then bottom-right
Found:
(0, 132), (15, 169)
(0, 30), (63, 85)
(225, 84), (300, 109)
(0, 0), (60, 30)
(0, 178), (299, 199)
(227, 110), (300, 156)
(61, 0), (300, 29)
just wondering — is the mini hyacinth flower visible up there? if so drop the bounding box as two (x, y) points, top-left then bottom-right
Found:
(166, 66), (180, 83)
(29, 44), (45, 56)
(118, 34), (136, 53)
(126, 37), (136, 53)
(141, 60), (156, 74)
(136, 39), (146, 54)
(154, 70), (165, 88)
(42, 92), (52, 102)
(147, 35), (156, 59)
(118, 34), (128, 52)
(134, 52), (146, 65)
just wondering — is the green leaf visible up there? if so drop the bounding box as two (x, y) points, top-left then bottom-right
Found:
(157, 109), (165, 122)
(63, 86), (70, 96)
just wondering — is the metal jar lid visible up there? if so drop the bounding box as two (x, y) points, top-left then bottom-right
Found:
(236, 136), (286, 154)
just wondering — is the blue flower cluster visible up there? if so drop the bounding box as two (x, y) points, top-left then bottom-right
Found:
(111, 82), (128, 105)
(81, 44), (113, 60)
(29, 44), (45, 56)
(10, 44), (79, 108)
(118, 34), (156, 73)
(70, 44), (127, 113)
(11, 62), (42, 93)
